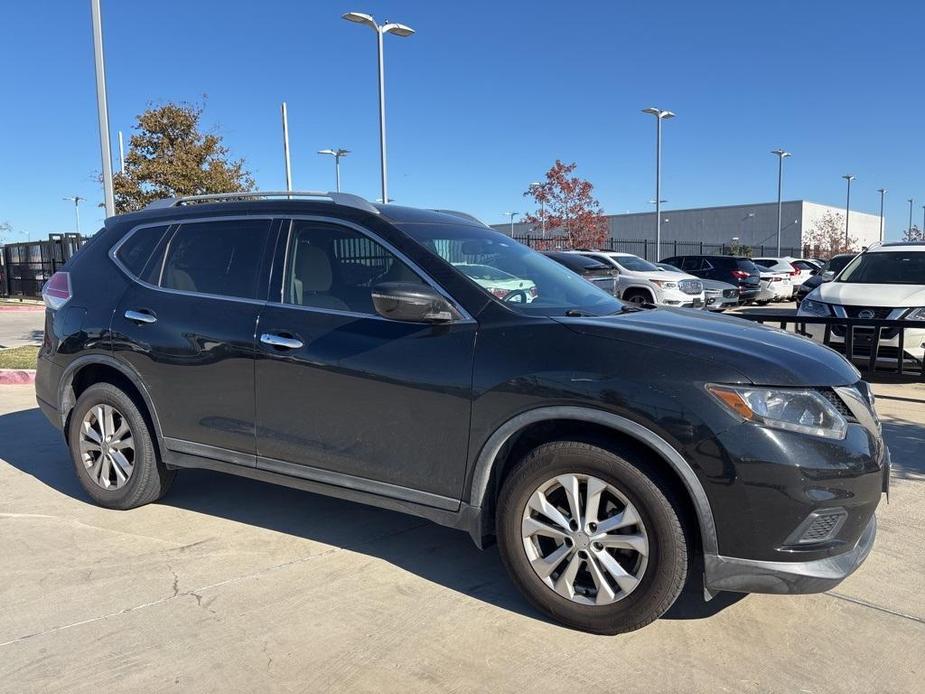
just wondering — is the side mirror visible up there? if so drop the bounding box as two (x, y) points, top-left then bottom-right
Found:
(821, 271), (835, 282)
(371, 282), (460, 323)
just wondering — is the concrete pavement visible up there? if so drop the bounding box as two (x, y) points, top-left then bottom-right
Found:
(0, 383), (922, 693)
(0, 308), (43, 348)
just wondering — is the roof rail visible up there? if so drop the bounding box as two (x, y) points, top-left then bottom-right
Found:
(143, 191), (380, 215)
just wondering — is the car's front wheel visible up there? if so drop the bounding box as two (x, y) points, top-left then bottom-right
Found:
(497, 440), (688, 634)
(68, 382), (175, 509)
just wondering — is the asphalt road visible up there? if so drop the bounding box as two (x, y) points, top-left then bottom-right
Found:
(0, 383), (922, 693)
(0, 308), (44, 349)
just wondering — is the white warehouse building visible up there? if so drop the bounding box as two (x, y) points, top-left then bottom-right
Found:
(495, 200), (883, 257)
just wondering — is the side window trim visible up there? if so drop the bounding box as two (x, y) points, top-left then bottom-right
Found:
(271, 215), (474, 322)
(109, 214), (277, 306)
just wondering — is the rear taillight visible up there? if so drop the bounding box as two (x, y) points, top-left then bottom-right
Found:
(789, 263), (801, 276)
(42, 271), (71, 310)
(730, 270), (749, 280)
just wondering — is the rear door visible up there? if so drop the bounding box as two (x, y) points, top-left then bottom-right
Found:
(111, 217), (276, 462)
(253, 218), (476, 505)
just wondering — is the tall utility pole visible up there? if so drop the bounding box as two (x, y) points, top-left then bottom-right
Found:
(118, 130), (125, 173)
(504, 211), (519, 237)
(63, 196), (85, 234)
(842, 174), (855, 248)
(642, 107), (675, 260)
(281, 102), (292, 193)
(342, 12), (414, 206)
(318, 149), (350, 192)
(90, 0), (115, 217)
(771, 149), (791, 255)
(909, 199), (914, 236)
(877, 188), (886, 242)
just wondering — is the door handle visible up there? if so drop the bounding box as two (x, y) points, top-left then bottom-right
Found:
(124, 309), (157, 324)
(260, 333), (304, 350)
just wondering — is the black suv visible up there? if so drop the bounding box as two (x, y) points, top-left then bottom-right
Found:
(662, 254), (761, 302)
(36, 192), (887, 634)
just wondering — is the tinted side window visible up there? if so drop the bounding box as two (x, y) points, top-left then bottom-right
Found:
(161, 220), (271, 299)
(116, 225), (170, 277)
(284, 220), (424, 314)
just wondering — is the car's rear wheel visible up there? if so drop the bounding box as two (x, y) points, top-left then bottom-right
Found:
(623, 290), (653, 306)
(68, 382), (174, 509)
(497, 440), (688, 634)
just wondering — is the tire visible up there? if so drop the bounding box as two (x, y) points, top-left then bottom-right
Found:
(623, 290), (653, 307)
(68, 382), (175, 509)
(497, 440), (688, 635)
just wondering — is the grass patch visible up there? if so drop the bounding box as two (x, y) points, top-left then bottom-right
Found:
(0, 345), (39, 369)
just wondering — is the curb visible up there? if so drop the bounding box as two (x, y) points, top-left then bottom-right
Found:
(0, 369), (36, 385)
(0, 305), (44, 312)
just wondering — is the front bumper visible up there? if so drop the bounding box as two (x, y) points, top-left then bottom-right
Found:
(704, 513), (877, 595)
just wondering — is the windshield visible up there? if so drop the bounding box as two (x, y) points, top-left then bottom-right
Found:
(613, 255), (659, 272)
(399, 223), (624, 316)
(837, 251), (925, 285)
(453, 263), (515, 281)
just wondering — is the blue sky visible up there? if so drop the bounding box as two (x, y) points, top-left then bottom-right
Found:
(2, 0), (923, 241)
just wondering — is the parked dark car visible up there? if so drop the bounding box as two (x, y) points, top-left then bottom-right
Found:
(36, 192), (887, 635)
(541, 250), (619, 296)
(662, 254), (761, 302)
(795, 253), (856, 306)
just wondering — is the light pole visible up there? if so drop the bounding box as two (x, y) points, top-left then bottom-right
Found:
(642, 107), (675, 260)
(908, 198), (914, 236)
(504, 212), (519, 237)
(842, 175), (855, 249)
(771, 149), (791, 255)
(118, 130), (125, 173)
(876, 188), (886, 242)
(530, 181), (546, 237)
(63, 196), (85, 234)
(281, 102), (292, 193)
(90, 0), (115, 217)
(342, 12), (414, 206)
(319, 149), (350, 192)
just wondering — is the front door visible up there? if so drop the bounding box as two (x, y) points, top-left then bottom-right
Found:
(254, 219), (476, 506)
(111, 217), (276, 460)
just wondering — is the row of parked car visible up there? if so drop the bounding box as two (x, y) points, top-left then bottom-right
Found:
(513, 250), (824, 312)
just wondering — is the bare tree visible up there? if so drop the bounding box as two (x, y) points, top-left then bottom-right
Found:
(806, 211), (857, 256)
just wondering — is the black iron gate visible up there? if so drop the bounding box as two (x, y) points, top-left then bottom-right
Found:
(0, 233), (85, 300)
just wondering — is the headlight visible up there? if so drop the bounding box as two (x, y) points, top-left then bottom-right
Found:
(906, 307), (925, 320)
(651, 280), (678, 289)
(706, 384), (848, 440)
(798, 299), (830, 317)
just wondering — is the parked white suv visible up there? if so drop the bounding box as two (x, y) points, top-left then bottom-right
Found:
(573, 251), (705, 308)
(798, 241), (925, 364)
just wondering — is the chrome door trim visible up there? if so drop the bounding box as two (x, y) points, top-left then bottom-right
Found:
(124, 309), (157, 324)
(259, 333), (304, 350)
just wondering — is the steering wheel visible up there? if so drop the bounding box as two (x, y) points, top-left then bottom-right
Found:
(503, 289), (530, 304)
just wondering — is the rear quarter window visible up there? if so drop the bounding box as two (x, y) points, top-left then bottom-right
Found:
(116, 225), (171, 277)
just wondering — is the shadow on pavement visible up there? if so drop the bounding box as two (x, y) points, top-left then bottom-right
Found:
(1, 405), (742, 629)
(880, 418), (925, 480)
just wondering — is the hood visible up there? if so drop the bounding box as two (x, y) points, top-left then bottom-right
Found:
(813, 281), (925, 307)
(642, 270), (696, 282)
(556, 308), (859, 387)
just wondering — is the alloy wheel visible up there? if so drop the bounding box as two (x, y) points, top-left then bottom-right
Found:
(79, 404), (135, 489)
(521, 473), (649, 605)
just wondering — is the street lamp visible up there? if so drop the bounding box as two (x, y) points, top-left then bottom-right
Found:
(318, 148), (350, 192)
(504, 211), (519, 237)
(642, 107), (675, 260)
(342, 11), (414, 206)
(842, 175), (855, 248)
(877, 188), (886, 242)
(908, 198), (914, 236)
(63, 195), (85, 234)
(530, 181), (547, 237)
(771, 149), (791, 255)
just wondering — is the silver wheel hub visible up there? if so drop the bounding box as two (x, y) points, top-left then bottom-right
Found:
(521, 473), (649, 606)
(79, 404), (135, 490)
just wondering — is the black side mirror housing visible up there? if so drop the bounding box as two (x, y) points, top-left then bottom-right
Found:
(371, 282), (460, 323)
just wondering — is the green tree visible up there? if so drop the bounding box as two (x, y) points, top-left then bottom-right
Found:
(113, 101), (255, 213)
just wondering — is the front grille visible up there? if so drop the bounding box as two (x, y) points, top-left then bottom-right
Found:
(678, 279), (703, 295)
(815, 387), (856, 420)
(843, 306), (893, 319)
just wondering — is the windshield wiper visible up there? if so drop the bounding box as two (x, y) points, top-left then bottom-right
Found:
(564, 309), (597, 317)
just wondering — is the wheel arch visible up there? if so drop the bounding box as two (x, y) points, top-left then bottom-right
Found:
(620, 285), (655, 302)
(467, 406), (718, 555)
(58, 355), (165, 448)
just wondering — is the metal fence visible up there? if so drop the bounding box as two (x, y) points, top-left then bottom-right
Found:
(512, 236), (807, 261)
(0, 234), (85, 300)
(735, 312), (924, 379)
